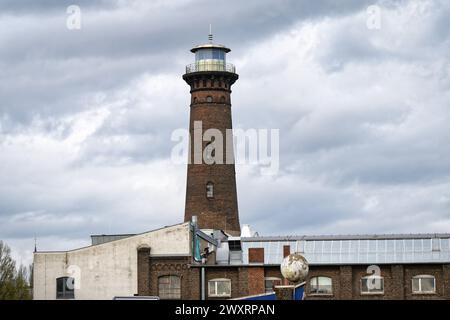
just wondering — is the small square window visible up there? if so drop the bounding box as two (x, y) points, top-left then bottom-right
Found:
(412, 275), (436, 294)
(208, 279), (231, 297)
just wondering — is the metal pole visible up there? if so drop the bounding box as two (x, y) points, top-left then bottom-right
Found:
(201, 267), (206, 300)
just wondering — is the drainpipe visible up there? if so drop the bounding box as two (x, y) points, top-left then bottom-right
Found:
(192, 216), (205, 300)
(201, 267), (206, 300)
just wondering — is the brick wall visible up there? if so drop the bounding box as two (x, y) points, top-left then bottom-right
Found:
(147, 256), (199, 300)
(268, 264), (449, 300)
(137, 246), (151, 296)
(183, 72), (241, 236)
(248, 248), (264, 264)
(403, 264), (445, 300)
(139, 259), (450, 300)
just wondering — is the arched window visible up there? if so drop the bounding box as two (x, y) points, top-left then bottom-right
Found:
(56, 277), (75, 299)
(361, 275), (384, 294)
(193, 97), (197, 104)
(206, 96), (213, 103)
(220, 96), (226, 103)
(412, 275), (436, 294)
(202, 79), (207, 87)
(264, 277), (282, 293)
(310, 276), (332, 295)
(208, 278), (231, 297)
(158, 275), (181, 300)
(206, 182), (214, 198)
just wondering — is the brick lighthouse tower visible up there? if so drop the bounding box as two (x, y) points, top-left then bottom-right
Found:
(183, 32), (241, 235)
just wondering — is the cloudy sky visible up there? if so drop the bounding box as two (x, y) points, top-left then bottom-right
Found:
(1, 0), (449, 265)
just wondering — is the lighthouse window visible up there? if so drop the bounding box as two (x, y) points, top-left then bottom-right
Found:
(212, 49), (225, 60)
(206, 96), (213, 103)
(196, 49), (225, 61)
(206, 182), (214, 198)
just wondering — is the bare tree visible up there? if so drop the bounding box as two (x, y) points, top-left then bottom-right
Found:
(0, 241), (32, 300)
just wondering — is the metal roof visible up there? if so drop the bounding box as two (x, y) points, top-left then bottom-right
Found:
(241, 234), (450, 265)
(241, 233), (450, 242)
(191, 43), (231, 53)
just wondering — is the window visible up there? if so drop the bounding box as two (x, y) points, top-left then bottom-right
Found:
(412, 275), (436, 294)
(206, 182), (214, 198)
(195, 49), (225, 61)
(212, 49), (225, 60)
(206, 96), (213, 103)
(361, 276), (384, 294)
(158, 275), (181, 300)
(193, 97), (197, 104)
(220, 96), (226, 103)
(310, 276), (332, 295)
(208, 279), (231, 297)
(265, 277), (281, 293)
(228, 240), (242, 251)
(56, 277), (75, 299)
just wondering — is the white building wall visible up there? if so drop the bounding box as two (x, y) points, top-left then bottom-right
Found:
(33, 223), (191, 300)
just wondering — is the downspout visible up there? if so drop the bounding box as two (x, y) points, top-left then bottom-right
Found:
(191, 216), (205, 300)
(201, 267), (205, 301)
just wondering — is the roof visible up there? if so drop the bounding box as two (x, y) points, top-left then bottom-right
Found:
(191, 43), (231, 53)
(35, 222), (190, 254)
(240, 233), (450, 265)
(241, 233), (450, 242)
(90, 234), (136, 245)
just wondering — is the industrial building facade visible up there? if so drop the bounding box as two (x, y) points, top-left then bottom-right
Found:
(135, 231), (450, 300)
(33, 36), (450, 300)
(34, 226), (450, 300)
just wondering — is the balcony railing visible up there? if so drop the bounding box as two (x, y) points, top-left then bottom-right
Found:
(185, 61), (236, 74)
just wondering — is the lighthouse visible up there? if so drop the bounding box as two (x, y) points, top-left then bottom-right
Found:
(183, 31), (241, 236)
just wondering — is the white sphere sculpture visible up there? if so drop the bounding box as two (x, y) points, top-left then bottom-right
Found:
(280, 253), (309, 283)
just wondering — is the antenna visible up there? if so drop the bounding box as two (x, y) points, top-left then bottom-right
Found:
(208, 24), (213, 43)
(34, 235), (37, 253)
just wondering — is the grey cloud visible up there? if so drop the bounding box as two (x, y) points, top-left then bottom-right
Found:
(1, 0), (450, 262)
(0, 0), (375, 125)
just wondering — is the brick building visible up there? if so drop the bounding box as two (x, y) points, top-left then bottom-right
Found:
(33, 35), (450, 300)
